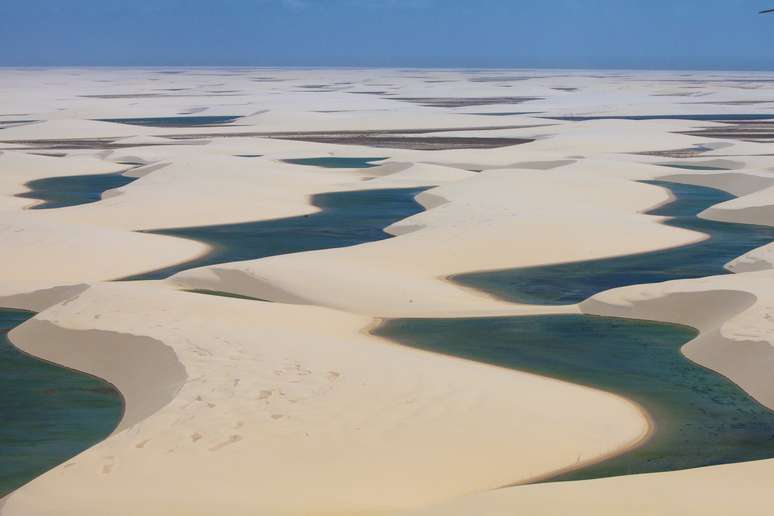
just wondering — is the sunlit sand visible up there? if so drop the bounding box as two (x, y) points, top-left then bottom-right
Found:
(1, 68), (774, 515)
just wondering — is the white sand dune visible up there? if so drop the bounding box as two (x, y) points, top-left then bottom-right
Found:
(702, 184), (774, 226)
(659, 170), (774, 197)
(583, 272), (774, 409)
(45, 155), (474, 231)
(0, 119), (171, 140)
(400, 267), (774, 516)
(3, 68), (774, 516)
(0, 151), (127, 209)
(389, 458), (774, 516)
(1, 283), (644, 516)
(0, 211), (207, 283)
(171, 163), (704, 317)
(728, 242), (774, 272)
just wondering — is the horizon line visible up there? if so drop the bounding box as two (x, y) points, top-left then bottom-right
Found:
(3, 64), (774, 73)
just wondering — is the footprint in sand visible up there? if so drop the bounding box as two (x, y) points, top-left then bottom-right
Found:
(209, 435), (243, 451)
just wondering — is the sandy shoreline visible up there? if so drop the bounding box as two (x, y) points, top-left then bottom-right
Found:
(1, 68), (774, 515)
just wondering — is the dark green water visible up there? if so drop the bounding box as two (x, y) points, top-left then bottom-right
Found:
(375, 314), (774, 481)
(282, 157), (387, 168)
(18, 173), (136, 210)
(0, 309), (122, 496)
(98, 115), (241, 127)
(455, 181), (774, 305)
(124, 187), (425, 280)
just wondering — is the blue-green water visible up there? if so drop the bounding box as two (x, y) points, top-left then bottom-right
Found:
(18, 173), (136, 210)
(3, 186), (424, 495)
(9, 170), (774, 493)
(375, 314), (774, 482)
(0, 309), (122, 497)
(98, 115), (241, 127)
(454, 181), (774, 305)
(377, 179), (774, 481)
(124, 187), (425, 280)
(282, 157), (387, 169)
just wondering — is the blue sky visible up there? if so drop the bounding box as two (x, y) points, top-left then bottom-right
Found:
(2, 0), (774, 69)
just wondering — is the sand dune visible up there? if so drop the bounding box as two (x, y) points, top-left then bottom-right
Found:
(583, 271), (774, 409)
(402, 266), (774, 516)
(0, 151), (127, 209)
(171, 163), (705, 317)
(728, 242), (774, 272)
(1, 283), (645, 516)
(390, 458), (774, 516)
(2, 68), (774, 516)
(702, 184), (774, 226)
(0, 211), (207, 283)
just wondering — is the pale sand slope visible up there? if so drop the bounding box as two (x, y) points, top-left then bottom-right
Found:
(0, 151), (128, 210)
(582, 272), (774, 409)
(514, 119), (720, 154)
(397, 267), (774, 516)
(728, 242), (774, 273)
(0, 211), (207, 283)
(0, 141), (469, 293)
(39, 153), (365, 230)
(659, 170), (774, 198)
(0, 282), (645, 516)
(390, 458), (774, 516)
(702, 183), (774, 226)
(0, 119), (176, 140)
(0, 150), (210, 286)
(0, 152), (207, 285)
(41, 146), (477, 231)
(0, 126), (531, 308)
(658, 168), (774, 227)
(171, 161), (704, 317)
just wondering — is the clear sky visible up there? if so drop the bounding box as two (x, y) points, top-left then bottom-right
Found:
(2, 0), (774, 69)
